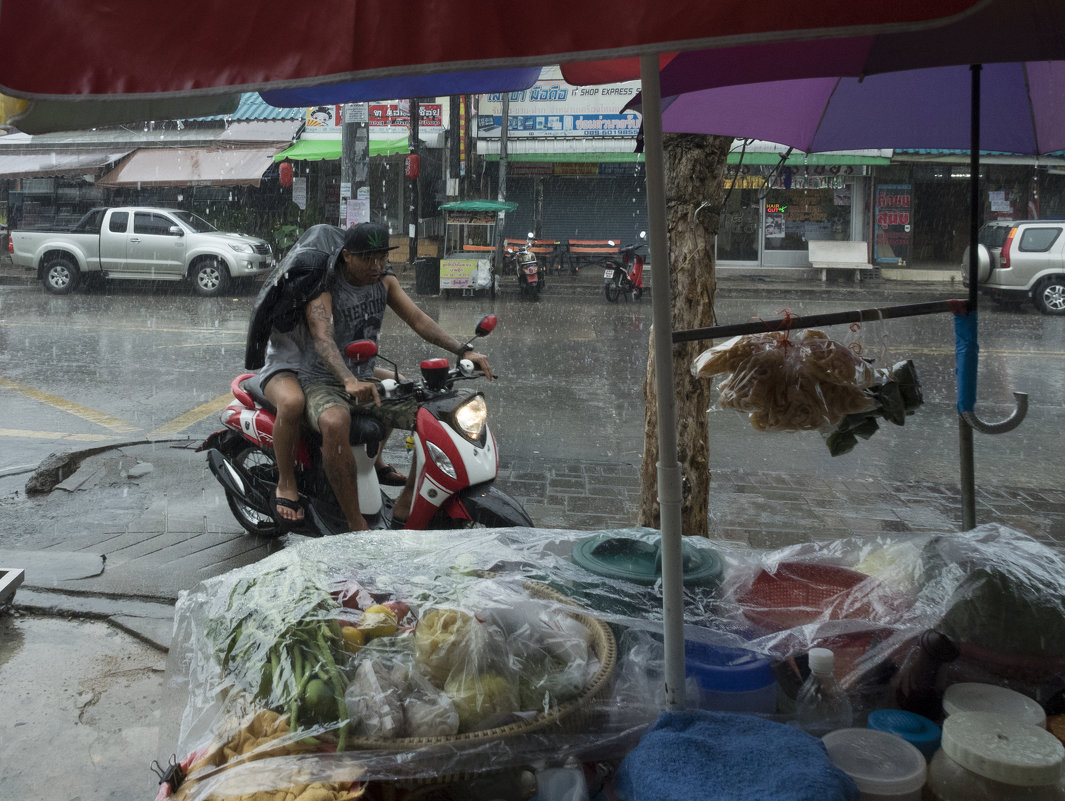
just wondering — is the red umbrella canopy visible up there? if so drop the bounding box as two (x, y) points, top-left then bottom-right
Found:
(0, 0), (982, 99)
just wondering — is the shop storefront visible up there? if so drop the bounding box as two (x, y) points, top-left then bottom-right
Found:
(717, 152), (888, 270)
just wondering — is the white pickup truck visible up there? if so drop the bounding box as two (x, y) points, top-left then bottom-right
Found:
(11, 206), (274, 296)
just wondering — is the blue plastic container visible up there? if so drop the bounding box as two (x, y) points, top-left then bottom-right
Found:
(684, 639), (778, 714)
(867, 709), (942, 759)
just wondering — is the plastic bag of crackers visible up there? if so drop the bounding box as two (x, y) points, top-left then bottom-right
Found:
(691, 328), (878, 432)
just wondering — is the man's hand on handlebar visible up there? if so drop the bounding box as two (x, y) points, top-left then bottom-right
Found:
(466, 351), (493, 380)
(343, 376), (381, 407)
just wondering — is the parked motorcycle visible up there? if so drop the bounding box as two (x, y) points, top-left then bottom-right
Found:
(198, 314), (533, 535)
(505, 236), (543, 300)
(604, 234), (647, 303)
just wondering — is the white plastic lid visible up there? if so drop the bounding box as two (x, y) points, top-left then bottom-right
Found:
(941, 711), (1065, 787)
(822, 729), (927, 795)
(942, 682), (1047, 728)
(808, 647), (835, 675)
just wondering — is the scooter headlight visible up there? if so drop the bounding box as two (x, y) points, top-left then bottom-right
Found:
(452, 394), (487, 441)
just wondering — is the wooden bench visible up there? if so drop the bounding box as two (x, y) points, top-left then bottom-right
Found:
(504, 238), (562, 270)
(563, 239), (620, 273)
(807, 240), (874, 282)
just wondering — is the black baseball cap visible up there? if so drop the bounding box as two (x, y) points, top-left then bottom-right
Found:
(343, 222), (399, 255)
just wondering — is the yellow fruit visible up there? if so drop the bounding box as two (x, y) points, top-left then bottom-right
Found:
(340, 625), (365, 653)
(357, 604), (398, 639)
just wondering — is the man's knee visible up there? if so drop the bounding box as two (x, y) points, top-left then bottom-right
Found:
(277, 394), (305, 419)
(318, 406), (350, 443)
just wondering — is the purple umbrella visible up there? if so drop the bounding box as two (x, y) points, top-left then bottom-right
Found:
(656, 61), (1065, 155)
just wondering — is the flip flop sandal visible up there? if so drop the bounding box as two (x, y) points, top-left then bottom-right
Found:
(376, 464), (408, 487)
(272, 494), (305, 530)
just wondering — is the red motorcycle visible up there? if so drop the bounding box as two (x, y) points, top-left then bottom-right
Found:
(604, 236), (647, 303)
(199, 315), (533, 535)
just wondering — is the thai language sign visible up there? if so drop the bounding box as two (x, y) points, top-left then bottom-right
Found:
(478, 72), (641, 139)
(874, 184), (912, 264)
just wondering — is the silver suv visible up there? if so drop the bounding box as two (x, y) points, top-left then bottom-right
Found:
(962, 220), (1065, 315)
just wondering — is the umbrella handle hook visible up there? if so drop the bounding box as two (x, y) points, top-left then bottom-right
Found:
(960, 391), (1028, 435)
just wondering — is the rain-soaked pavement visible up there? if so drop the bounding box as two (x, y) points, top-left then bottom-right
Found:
(1, 263), (1063, 798)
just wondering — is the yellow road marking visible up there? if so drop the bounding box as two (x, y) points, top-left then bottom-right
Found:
(0, 376), (140, 433)
(0, 428), (120, 442)
(147, 393), (232, 438)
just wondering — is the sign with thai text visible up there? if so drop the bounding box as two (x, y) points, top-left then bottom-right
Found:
(874, 184), (912, 264)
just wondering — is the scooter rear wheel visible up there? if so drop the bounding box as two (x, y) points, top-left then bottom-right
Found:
(605, 280), (622, 303)
(225, 445), (283, 537)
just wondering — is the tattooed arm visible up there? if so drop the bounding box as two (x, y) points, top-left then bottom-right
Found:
(305, 292), (380, 404)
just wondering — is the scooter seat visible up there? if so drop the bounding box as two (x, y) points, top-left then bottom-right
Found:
(241, 375), (273, 412)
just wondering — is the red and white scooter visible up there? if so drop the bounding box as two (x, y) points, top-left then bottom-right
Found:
(604, 233), (647, 303)
(199, 314), (532, 535)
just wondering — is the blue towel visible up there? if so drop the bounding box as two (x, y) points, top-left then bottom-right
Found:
(613, 711), (859, 801)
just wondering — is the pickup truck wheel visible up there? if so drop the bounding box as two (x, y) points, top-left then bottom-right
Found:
(1034, 277), (1065, 315)
(191, 259), (230, 297)
(43, 257), (79, 294)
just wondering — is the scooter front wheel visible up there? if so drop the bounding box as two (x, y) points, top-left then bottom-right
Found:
(427, 484), (534, 529)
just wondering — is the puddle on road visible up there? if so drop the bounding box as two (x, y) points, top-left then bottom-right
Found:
(0, 613), (165, 800)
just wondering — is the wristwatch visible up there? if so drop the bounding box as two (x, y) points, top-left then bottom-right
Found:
(456, 344), (474, 357)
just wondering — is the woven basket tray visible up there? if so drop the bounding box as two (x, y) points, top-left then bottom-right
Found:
(345, 580), (617, 753)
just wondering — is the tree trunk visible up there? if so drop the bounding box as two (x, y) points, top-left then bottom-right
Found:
(638, 134), (733, 537)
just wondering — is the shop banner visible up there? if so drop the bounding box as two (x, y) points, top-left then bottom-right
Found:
(440, 257), (481, 289)
(477, 69), (641, 139)
(874, 184), (912, 265)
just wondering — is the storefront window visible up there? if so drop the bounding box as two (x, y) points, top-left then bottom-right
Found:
(762, 185), (852, 252)
(718, 186), (760, 261)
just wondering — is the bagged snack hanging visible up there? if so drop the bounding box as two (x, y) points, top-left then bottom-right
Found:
(692, 327), (878, 432)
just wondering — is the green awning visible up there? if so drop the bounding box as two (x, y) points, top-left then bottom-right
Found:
(273, 137), (410, 162)
(439, 200), (517, 212)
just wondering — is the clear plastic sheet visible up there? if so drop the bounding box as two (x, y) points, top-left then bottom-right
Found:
(158, 524), (1065, 799)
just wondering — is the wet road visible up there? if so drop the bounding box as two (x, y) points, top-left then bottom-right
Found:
(0, 279), (1062, 490)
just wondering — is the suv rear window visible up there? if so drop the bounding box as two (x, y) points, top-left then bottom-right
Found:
(978, 224), (1012, 250)
(1018, 227), (1061, 252)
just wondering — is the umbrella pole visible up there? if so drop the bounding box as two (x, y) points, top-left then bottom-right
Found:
(959, 64), (981, 530)
(639, 54), (687, 711)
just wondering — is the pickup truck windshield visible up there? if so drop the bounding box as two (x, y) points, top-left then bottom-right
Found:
(171, 211), (219, 233)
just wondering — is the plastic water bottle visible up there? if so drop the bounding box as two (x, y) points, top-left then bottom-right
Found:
(795, 647), (853, 737)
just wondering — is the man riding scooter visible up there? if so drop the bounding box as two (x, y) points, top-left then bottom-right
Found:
(299, 222), (493, 531)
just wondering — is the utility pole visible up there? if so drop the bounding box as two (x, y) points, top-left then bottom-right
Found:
(492, 93), (510, 299)
(407, 98), (420, 265)
(340, 103), (370, 228)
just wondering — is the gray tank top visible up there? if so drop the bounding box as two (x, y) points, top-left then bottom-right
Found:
(300, 277), (387, 387)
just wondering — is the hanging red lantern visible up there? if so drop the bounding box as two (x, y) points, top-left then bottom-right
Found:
(279, 161), (293, 187)
(404, 153), (420, 180)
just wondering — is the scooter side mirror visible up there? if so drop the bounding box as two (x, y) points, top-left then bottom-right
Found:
(475, 314), (498, 337)
(344, 340), (378, 363)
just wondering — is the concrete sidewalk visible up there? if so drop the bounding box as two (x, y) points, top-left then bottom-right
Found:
(3, 438), (1062, 655)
